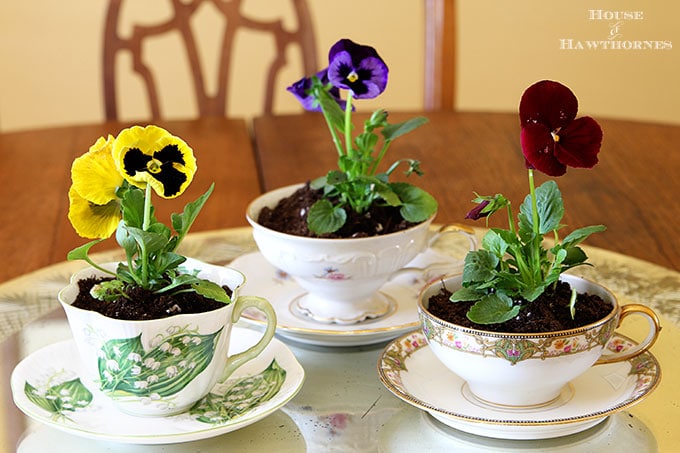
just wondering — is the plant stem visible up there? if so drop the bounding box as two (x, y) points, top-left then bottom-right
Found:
(320, 104), (344, 157)
(344, 91), (354, 157)
(140, 184), (153, 287)
(527, 169), (542, 281)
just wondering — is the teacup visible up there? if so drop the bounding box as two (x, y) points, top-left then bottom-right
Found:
(59, 258), (276, 416)
(418, 273), (661, 407)
(246, 184), (477, 325)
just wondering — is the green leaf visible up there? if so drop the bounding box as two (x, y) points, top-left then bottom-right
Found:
(325, 170), (347, 185)
(120, 186), (148, 229)
(67, 240), (105, 262)
(467, 293), (520, 324)
(462, 250), (500, 284)
(481, 229), (509, 258)
(561, 245), (587, 266)
(518, 180), (564, 235)
(390, 182), (438, 222)
(307, 199), (347, 234)
(450, 287), (484, 302)
(375, 187), (402, 207)
(192, 280), (231, 304)
(562, 225), (606, 248)
(316, 84), (346, 133)
(309, 175), (327, 190)
(124, 226), (168, 255)
(381, 116), (428, 141)
(171, 183), (214, 244)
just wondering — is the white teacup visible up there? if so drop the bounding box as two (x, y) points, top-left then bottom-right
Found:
(418, 273), (661, 407)
(247, 184), (477, 324)
(59, 258), (276, 416)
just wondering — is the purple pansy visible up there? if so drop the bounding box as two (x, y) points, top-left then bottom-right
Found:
(287, 69), (344, 112)
(327, 39), (388, 99)
(519, 80), (603, 177)
(465, 200), (491, 220)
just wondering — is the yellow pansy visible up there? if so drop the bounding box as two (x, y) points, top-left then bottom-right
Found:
(112, 125), (197, 199)
(71, 135), (123, 205)
(67, 186), (121, 239)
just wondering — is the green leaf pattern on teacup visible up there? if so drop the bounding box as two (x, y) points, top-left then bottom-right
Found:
(98, 326), (222, 398)
(190, 359), (286, 424)
(24, 376), (93, 420)
(491, 338), (540, 365)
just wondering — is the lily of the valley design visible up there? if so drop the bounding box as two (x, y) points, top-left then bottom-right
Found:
(97, 326), (221, 400)
(23, 359), (286, 424)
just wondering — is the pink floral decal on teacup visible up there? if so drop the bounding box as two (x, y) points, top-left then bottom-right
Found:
(315, 267), (350, 281)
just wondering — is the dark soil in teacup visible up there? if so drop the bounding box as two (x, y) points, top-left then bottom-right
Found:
(426, 280), (613, 333)
(257, 182), (418, 238)
(71, 277), (231, 321)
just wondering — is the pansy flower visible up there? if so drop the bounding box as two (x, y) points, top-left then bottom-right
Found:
(112, 125), (197, 199)
(68, 186), (121, 239)
(327, 38), (388, 99)
(68, 135), (124, 239)
(519, 80), (602, 177)
(287, 69), (346, 112)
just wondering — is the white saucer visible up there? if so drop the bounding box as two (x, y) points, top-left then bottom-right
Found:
(230, 250), (462, 347)
(11, 328), (305, 445)
(378, 331), (661, 440)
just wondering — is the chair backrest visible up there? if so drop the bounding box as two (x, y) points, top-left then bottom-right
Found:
(103, 0), (318, 121)
(424, 0), (456, 111)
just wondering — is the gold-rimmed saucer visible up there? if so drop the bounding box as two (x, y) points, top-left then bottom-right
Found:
(378, 330), (661, 440)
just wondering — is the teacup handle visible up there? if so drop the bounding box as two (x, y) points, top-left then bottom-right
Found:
(391, 223), (477, 279)
(219, 295), (277, 382)
(427, 223), (477, 251)
(595, 304), (661, 365)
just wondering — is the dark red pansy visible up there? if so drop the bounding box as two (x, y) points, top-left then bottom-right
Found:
(519, 80), (602, 177)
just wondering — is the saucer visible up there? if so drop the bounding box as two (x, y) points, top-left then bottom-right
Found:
(378, 331), (661, 440)
(230, 250), (462, 347)
(11, 327), (305, 445)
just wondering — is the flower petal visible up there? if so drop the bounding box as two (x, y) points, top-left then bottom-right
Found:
(71, 135), (123, 205)
(68, 186), (120, 239)
(554, 116), (603, 169)
(465, 200), (490, 220)
(287, 69), (346, 111)
(327, 38), (388, 99)
(112, 125), (197, 199)
(519, 80), (578, 131)
(520, 123), (566, 176)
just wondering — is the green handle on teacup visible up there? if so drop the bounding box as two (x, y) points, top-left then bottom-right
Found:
(219, 295), (277, 383)
(595, 304), (661, 365)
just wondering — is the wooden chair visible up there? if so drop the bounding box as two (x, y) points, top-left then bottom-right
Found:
(103, 0), (318, 120)
(424, 0), (456, 111)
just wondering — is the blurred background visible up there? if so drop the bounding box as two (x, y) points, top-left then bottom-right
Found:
(0, 0), (677, 132)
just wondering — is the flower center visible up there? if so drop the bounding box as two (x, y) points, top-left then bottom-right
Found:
(551, 131), (561, 143)
(146, 158), (163, 174)
(346, 71), (359, 83)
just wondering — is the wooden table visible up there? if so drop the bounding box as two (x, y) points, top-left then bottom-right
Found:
(0, 117), (260, 283)
(253, 111), (680, 272)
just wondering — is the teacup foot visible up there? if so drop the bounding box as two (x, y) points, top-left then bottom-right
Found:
(463, 382), (574, 410)
(291, 292), (396, 325)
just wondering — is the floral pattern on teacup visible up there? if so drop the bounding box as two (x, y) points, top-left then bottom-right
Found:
(421, 316), (613, 365)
